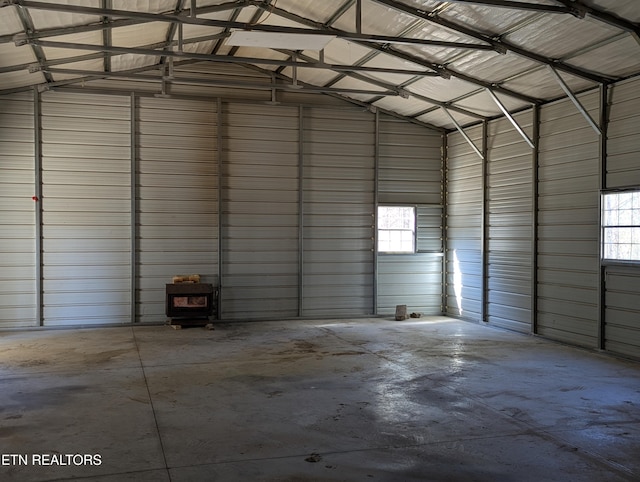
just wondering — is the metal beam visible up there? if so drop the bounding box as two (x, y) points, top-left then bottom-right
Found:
(40, 66), (402, 96)
(441, 107), (484, 160)
(28, 39), (441, 78)
(486, 88), (535, 148)
(101, 0), (112, 72)
(1, 33), (229, 74)
(33, 87), (43, 326)
(370, 0), (613, 84)
(284, 49), (486, 121)
(547, 66), (602, 136)
(7, 0), (495, 51)
(442, 0), (573, 15)
(130, 92), (137, 323)
(0, 0), (246, 44)
(259, 3), (541, 106)
(555, 0), (640, 43)
(13, 2), (53, 83)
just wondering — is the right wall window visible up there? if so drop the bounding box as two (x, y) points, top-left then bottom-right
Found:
(602, 191), (640, 261)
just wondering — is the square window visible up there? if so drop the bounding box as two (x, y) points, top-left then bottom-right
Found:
(602, 192), (640, 262)
(378, 206), (416, 253)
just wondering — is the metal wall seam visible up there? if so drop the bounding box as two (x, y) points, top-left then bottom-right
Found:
(130, 92), (136, 324)
(532, 105), (540, 335)
(481, 120), (488, 323)
(34, 88), (43, 326)
(441, 133), (447, 314)
(598, 84), (608, 350)
(217, 97), (223, 320)
(373, 109), (379, 316)
(298, 105), (304, 318)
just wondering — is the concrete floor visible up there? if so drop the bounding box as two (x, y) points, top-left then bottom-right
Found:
(0, 317), (639, 482)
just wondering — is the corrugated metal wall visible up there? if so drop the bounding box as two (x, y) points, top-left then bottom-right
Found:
(607, 77), (640, 189)
(302, 107), (375, 317)
(0, 92), (36, 328)
(136, 97), (218, 324)
(41, 92), (131, 326)
(486, 113), (534, 333)
(537, 92), (600, 347)
(604, 76), (640, 358)
(445, 125), (484, 321)
(377, 114), (443, 315)
(221, 103), (299, 320)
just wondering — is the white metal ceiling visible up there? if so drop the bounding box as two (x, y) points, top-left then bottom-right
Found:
(0, 0), (638, 130)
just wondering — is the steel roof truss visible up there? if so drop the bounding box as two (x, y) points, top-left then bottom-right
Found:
(547, 66), (602, 136)
(486, 88), (534, 148)
(441, 106), (484, 160)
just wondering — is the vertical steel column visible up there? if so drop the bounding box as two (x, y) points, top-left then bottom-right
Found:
(217, 98), (223, 320)
(298, 105), (305, 317)
(531, 105), (540, 334)
(130, 93), (137, 323)
(481, 120), (488, 323)
(441, 132), (448, 315)
(33, 88), (43, 326)
(598, 84), (609, 350)
(373, 109), (380, 315)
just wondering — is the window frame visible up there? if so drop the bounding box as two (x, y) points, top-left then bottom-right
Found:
(601, 189), (640, 265)
(376, 204), (417, 255)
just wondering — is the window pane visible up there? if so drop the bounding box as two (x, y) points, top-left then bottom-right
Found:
(378, 206), (415, 253)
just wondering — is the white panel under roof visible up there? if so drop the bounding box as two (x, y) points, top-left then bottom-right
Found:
(333, 1), (418, 36)
(454, 90), (530, 118)
(566, 36), (640, 79)
(435, 2), (547, 36)
(416, 109), (480, 131)
(0, 43), (37, 69)
(27, 0), (101, 30)
(321, 38), (372, 67)
(232, 47), (291, 72)
(360, 52), (432, 87)
(232, 5), (262, 24)
(505, 14), (621, 59)
(281, 65), (341, 87)
(389, 21), (492, 67)
(112, 0), (178, 13)
(111, 53), (158, 72)
(586, 0), (640, 23)
(407, 75), (478, 103)
(49, 58), (104, 81)
(0, 5), (24, 36)
(329, 76), (389, 101)
(271, 0), (348, 25)
(111, 22), (169, 48)
(501, 67), (593, 101)
(41, 31), (103, 61)
(0, 70), (45, 90)
(449, 50), (539, 84)
(181, 40), (218, 56)
(373, 96), (434, 117)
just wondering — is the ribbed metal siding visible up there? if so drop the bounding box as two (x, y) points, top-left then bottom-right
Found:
(607, 77), (640, 188)
(302, 107), (375, 317)
(446, 126), (484, 320)
(603, 77), (640, 358)
(137, 97), (218, 323)
(221, 103), (299, 320)
(41, 92), (131, 326)
(486, 113), (533, 333)
(537, 93), (600, 347)
(604, 266), (640, 358)
(377, 115), (443, 315)
(0, 92), (36, 327)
